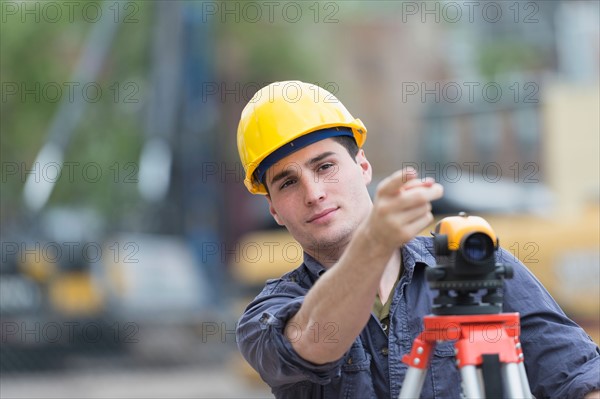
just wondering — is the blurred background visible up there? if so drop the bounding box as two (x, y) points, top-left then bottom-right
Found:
(1, 1), (598, 397)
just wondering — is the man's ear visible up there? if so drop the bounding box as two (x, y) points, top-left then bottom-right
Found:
(265, 195), (284, 226)
(355, 149), (372, 185)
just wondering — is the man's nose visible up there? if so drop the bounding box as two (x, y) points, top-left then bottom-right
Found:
(303, 178), (326, 206)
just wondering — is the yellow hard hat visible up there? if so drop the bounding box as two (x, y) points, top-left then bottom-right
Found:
(237, 81), (367, 195)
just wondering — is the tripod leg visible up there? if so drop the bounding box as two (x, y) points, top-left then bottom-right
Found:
(482, 354), (503, 398)
(518, 362), (533, 398)
(501, 363), (526, 398)
(399, 367), (427, 399)
(460, 365), (483, 398)
(399, 334), (434, 398)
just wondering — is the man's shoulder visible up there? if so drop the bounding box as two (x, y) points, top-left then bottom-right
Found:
(409, 235), (435, 249)
(258, 263), (314, 297)
(403, 236), (436, 265)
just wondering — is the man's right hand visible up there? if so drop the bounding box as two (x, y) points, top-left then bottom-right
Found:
(364, 167), (444, 252)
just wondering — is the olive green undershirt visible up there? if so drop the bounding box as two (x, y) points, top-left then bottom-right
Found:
(372, 257), (403, 333)
(372, 277), (400, 321)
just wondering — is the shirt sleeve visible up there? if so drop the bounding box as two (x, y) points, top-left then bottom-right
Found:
(499, 248), (600, 399)
(236, 279), (344, 389)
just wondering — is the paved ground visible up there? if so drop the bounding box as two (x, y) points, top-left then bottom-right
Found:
(1, 314), (274, 398)
(0, 365), (273, 399)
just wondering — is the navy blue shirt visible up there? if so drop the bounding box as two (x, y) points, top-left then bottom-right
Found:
(237, 236), (600, 398)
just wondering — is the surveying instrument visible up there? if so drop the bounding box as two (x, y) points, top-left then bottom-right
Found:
(399, 213), (533, 398)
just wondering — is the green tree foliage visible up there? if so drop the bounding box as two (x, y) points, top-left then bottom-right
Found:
(1, 1), (152, 225)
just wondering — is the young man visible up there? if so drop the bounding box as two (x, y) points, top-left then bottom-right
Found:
(235, 81), (600, 398)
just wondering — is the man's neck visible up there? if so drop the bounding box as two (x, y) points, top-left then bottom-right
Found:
(305, 238), (351, 269)
(308, 242), (402, 304)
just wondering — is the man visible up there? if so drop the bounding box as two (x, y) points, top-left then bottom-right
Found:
(235, 81), (600, 398)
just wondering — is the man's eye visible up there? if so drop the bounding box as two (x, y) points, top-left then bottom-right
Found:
(280, 179), (296, 190)
(318, 163), (334, 172)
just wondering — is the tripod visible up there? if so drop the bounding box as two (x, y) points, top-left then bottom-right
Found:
(399, 312), (533, 398)
(399, 213), (535, 398)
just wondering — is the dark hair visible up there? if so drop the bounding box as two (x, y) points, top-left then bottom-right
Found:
(332, 135), (359, 159)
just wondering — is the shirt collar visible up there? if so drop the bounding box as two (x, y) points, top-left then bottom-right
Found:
(302, 252), (327, 279)
(401, 236), (437, 280)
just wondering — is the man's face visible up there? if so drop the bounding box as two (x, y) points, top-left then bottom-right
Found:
(265, 138), (373, 261)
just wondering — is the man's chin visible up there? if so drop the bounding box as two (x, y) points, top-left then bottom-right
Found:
(305, 231), (352, 255)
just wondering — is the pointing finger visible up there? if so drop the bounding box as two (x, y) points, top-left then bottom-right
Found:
(403, 176), (436, 191)
(377, 168), (419, 197)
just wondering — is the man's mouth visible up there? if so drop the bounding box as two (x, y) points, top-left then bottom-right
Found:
(307, 207), (339, 223)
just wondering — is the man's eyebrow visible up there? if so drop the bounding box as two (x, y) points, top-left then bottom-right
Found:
(270, 168), (294, 187)
(305, 151), (336, 168)
(269, 151), (337, 187)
